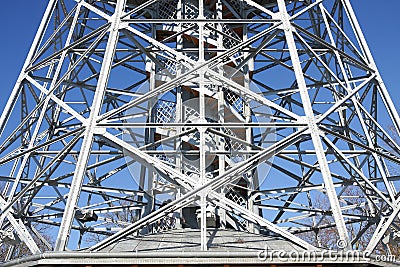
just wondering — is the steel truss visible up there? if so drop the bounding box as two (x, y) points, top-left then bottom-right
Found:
(0, 0), (400, 260)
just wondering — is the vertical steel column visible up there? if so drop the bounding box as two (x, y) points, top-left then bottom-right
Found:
(175, 0), (184, 229)
(197, 0), (208, 251)
(146, 14), (158, 217)
(139, 7), (157, 219)
(241, 0), (258, 233)
(216, 0), (227, 230)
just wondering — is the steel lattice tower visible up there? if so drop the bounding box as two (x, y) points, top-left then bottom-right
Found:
(1, 0), (400, 263)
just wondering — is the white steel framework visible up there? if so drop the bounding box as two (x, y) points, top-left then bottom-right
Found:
(0, 0), (400, 261)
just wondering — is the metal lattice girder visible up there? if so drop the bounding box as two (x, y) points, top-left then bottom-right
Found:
(0, 0), (400, 260)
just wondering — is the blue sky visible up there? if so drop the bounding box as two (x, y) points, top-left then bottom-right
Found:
(0, 1), (399, 111)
